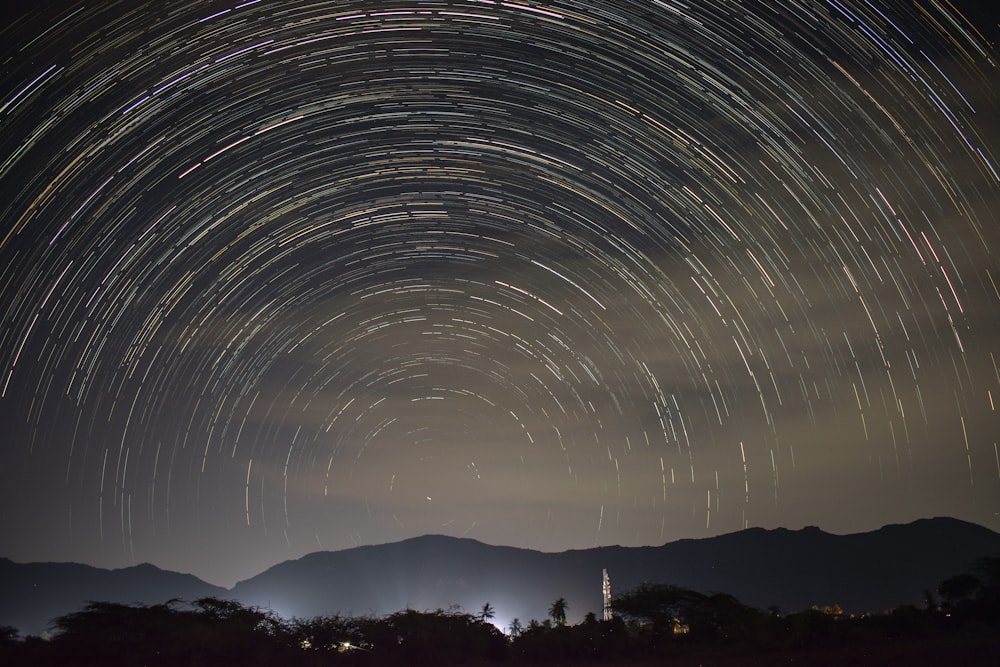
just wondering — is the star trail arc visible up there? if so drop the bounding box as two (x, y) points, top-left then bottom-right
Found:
(0, 0), (998, 585)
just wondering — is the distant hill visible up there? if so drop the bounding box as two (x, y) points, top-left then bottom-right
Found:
(0, 559), (226, 637)
(3, 517), (998, 637)
(230, 517), (1000, 627)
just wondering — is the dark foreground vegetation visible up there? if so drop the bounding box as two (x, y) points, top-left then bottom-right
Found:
(2, 558), (998, 666)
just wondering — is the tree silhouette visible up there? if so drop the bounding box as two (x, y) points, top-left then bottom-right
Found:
(939, 573), (981, 609)
(293, 613), (364, 651)
(549, 597), (568, 626)
(937, 556), (1000, 620)
(612, 582), (697, 631)
(364, 608), (506, 665)
(0, 625), (19, 643)
(40, 598), (300, 667)
(479, 601), (495, 623)
(8, 579), (1000, 667)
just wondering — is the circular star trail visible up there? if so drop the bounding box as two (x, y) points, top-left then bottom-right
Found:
(1, 0), (998, 585)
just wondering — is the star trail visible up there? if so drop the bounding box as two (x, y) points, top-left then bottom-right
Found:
(1, 0), (998, 586)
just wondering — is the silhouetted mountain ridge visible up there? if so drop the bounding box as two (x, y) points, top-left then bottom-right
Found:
(0, 558), (227, 637)
(230, 517), (1000, 625)
(3, 517), (998, 637)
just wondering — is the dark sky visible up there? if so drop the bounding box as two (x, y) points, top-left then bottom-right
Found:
(1, 0), (998, 589)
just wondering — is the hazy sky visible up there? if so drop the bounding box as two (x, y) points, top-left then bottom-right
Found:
(1, 0), (998, 588)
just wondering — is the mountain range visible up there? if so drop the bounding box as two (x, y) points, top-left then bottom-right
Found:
(3, 517), (999, 637)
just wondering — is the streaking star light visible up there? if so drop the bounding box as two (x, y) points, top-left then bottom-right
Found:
(0, 0), (997, 586)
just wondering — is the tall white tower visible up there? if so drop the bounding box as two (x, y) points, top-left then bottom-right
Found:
(602, 568), (612, 621)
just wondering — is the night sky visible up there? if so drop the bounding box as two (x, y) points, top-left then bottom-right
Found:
(1, 0), (998, 589)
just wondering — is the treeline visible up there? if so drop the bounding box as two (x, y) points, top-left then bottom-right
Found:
(1, 557), (997, 666)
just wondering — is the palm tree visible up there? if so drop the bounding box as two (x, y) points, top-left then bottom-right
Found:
(507, 618), (523, 637)
(479, 602), (495, 623)
(548, 597), (568, 626)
